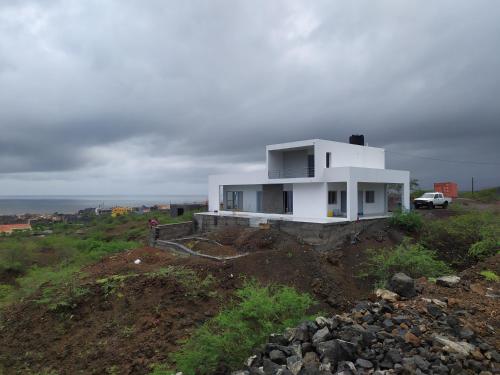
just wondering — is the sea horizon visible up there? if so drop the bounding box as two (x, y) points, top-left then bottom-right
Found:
(0, 194), (207, 215)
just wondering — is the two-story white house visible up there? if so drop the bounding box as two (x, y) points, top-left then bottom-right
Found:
(206, 138), (410, 223)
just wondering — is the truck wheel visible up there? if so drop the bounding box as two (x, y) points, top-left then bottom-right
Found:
(414, 203), (419, 209)
(443, 201), (448, 209)
(428, 202), (434, 209)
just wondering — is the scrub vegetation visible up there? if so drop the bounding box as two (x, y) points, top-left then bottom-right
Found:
(162, 281), (314, 375)
(360, 239), (451, 285)
(0, 211), (195, 307)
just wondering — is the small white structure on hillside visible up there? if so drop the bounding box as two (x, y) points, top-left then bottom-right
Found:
(206, 137), (410, 223)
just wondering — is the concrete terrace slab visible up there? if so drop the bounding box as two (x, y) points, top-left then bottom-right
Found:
(196, 211), (392, 224)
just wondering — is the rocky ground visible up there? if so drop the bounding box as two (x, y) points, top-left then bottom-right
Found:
(233, 261), (500, 375)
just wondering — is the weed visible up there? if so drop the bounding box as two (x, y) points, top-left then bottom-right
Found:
(121, 325), (135, 338)
(96, 274), (137, 298)
(480, 270), (499, 282)
(389, 210), (423, 232)
(360, 238), (451, 284)
(171, 281), (314, 374)
(36, 282), (90, 312)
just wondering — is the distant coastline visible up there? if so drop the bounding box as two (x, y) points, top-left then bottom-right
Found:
(0, 195), (207, 215)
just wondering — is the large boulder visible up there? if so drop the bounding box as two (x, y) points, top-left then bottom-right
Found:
(389, 273), (416, 298)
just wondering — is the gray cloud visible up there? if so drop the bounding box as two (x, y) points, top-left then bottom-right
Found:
(0, 0), (499, 194)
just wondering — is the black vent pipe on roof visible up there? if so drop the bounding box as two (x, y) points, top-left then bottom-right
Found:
(349, 134), (365, 146)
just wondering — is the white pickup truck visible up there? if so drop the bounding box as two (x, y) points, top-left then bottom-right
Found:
(413, 192), (452, 209)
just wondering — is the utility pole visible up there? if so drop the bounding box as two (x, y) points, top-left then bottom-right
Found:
(471, 177), (474, 196)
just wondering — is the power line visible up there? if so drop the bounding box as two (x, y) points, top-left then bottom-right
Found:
(385, 150), (500, 166)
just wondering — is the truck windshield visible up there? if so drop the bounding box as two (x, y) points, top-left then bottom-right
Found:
(421, 193), (435, 198)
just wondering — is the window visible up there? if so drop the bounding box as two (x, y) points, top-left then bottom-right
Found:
(226, 191), (243, 210)
(326, 152), (331, 168)
(365, 191), (375, 203)
(328, 191), (337, 204)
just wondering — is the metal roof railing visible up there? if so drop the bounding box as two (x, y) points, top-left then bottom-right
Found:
(268, 167), (315, 179)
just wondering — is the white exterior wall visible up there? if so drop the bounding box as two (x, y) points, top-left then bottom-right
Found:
(292, 183), (327, 218)
(358, 182), (386, 215)
(327, 182), (346, 214)
(315, 140), (385, 170)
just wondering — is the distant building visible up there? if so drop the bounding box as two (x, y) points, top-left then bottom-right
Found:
(0, 223), (32, 234)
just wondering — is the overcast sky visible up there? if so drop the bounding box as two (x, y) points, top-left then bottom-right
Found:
(1, 0), (499, 195)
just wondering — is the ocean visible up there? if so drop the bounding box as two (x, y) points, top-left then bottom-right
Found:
(0, 195), (207, 215)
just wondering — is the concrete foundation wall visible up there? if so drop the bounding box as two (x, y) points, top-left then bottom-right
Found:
(151, 221), (194, 245)
(262, 184), (284, 214)
(194, 214), (250, 232)
(270, 218), (389, 251)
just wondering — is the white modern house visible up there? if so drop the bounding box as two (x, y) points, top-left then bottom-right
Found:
(206, 138), (410, 223)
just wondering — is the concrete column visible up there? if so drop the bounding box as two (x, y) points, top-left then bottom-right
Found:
(208, 176), (220, 212)
(403, 181), (410, 211)
(346, 178), (358, 221)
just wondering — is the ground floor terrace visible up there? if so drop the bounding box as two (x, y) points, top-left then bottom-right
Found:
(207, 167), (410, 223)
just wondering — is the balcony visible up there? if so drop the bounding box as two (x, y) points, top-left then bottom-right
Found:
(267, 145), (315, 179)
(268, 167), (315, 179)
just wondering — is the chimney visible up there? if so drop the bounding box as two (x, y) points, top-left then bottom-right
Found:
(349, 134), (365, 146)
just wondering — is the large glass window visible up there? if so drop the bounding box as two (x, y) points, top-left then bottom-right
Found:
(226, 191), (243, 210)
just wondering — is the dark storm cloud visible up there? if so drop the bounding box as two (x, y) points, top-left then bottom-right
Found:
(0, 0), (499, 193)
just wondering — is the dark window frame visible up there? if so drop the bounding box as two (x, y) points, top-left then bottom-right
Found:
(226, 191), (243, 210)
(328, 190), (337, 204)
(326, 152), (331, 168)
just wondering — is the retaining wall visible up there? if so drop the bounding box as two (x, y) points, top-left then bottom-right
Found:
(193, 213), (388, 251)
(149, 221), (194, 245)
(269, 218), (388, 251)
(193, 214), (250, 232)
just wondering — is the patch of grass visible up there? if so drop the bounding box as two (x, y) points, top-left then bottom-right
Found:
(460, 187), (499, 202)
(360, 239), (451, 285)
(96, 274), (138, 298)
(480, 270), (499, 282)
(389, 210), (423, 232)
(468, 237), (500, 261)
(0, 231), (139, 307)
(170, 281), (314, 375)
(421, 210), (499, 268)
(36, 282), (91, 312)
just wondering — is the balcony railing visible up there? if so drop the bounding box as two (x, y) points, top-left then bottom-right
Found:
(268, 167), (315, 179)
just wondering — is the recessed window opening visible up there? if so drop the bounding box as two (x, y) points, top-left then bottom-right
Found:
(366, 191), (375, 203)
(326, 152), (331, 168)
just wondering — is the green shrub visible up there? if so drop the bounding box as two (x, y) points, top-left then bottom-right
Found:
(171, 282), (314, 375)
(480, 270), (499, 282)
(389, 210), (423, 232)
(469, 238), (500, 261)
(361, 239), (451, 284)
(421, 210), (499, 268)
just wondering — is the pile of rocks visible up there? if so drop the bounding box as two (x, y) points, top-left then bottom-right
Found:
(233, 297), (499, 375)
